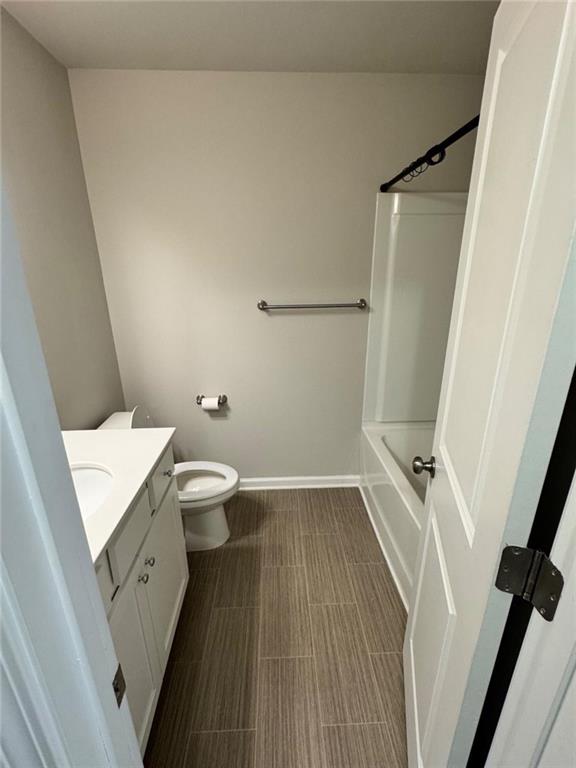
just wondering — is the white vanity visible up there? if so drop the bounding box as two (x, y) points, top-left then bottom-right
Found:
(62, 429), (189, 753)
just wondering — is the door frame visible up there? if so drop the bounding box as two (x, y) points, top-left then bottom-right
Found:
(468, 337), (576, 762)
(1, 196), (142, 766)
(486, 468), (576, 766)
(448, 249), (576, 766)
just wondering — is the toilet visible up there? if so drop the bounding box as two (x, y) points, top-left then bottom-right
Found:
(98, 406), (238, 551)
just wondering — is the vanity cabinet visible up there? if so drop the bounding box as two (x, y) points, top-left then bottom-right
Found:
(103, 445), (188, 752)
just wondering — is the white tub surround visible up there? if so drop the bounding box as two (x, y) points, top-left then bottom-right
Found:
(62, 427), (175, 562)
(361, 192), (467, 605)
(361, 422), (434, 606)
(363, 192), (467, 423)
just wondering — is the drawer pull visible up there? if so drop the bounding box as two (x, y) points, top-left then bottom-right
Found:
(145, 556), (156, 567)
(163, 469), (174, 478)
(138, 573), (149, 584)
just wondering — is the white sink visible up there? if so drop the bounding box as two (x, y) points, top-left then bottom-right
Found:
(71, 464), (113, 521)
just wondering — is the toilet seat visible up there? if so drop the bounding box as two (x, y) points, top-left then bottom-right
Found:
(174, 461), (239, 505)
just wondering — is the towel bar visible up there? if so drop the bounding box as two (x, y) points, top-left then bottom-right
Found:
(257, 299), (367, 311)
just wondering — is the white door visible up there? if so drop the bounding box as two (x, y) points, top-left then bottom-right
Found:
(487, 473), (576, 766)
(142, 484), (188, 671)
(404, 3), (576, 766)
(2, 200), (142, 764)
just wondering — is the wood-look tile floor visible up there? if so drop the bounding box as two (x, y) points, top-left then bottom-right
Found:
(145, 488), (407, 768)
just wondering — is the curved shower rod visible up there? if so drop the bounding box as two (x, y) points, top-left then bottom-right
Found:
(380, 115), (480, 193)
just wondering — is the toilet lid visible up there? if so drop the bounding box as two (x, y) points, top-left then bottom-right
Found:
(174, 461), (239, 502)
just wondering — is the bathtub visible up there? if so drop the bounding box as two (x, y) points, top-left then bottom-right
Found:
(361, 421), (434, 607)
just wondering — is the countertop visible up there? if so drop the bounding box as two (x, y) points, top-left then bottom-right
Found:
(62, 428), (175, 563)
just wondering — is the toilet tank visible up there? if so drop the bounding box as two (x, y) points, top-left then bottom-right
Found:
(98, 405), (155, 429)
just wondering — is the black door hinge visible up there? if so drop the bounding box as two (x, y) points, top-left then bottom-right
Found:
(495, 546), (564, 621)
(112, 663), (126, 707)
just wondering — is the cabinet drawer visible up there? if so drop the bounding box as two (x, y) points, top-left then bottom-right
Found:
(108, 489), (152, 584)
(148, 445), (175, 513)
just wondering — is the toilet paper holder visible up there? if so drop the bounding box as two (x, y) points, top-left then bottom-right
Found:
(196, 394), (228, 407)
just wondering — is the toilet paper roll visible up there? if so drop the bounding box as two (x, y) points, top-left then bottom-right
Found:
(201, 396), (221, 411)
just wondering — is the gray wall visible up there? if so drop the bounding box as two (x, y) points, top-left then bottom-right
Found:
(70, 69), (483, 477)
(2, 12), (124, 429)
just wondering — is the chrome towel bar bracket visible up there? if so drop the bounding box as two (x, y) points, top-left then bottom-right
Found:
(257, 299), (367, 311)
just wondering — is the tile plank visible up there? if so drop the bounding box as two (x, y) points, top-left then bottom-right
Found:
(322, 723), (405, 768)
(303, 534), (354, 604)
(328, 487), (365, 509)
(298, 489), (337, 533)
(189, 607), (259, 731)
(214, 537), (263, 607)
(260, 566), (312, 658)
(144, 661), (200, 768)
(187, 547), (222, 571)
(226, 492), (267, 538)
(349, 564), (406, 652)
(256, 657), (323, 768)
(371, 654), (407, 766)
(337, 508), (384, 564)
(310, 604), (385, 725)
(185, 730), (255, 768)
(170, 569), (219, 664)
(264, 489), (300, 510)
(261, 510), (304, 566)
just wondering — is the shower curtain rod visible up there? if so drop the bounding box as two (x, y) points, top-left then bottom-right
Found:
(379, 115), (480, 193)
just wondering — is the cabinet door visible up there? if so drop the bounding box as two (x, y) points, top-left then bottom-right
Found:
(109, 565), (160, 750)
(142, 482), (188, 671)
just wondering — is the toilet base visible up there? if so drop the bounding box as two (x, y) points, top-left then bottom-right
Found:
(182, 503), (230, 551)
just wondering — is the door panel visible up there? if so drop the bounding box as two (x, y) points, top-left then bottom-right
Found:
(443, 2), (566, 514)
(143, 483), (188, 671)
(404, 3), (575, 766)
(411, 513), (456, 755)
(109, 571), (160, 748)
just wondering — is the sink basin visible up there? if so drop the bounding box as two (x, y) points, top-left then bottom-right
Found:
(71, 464), (113, 521)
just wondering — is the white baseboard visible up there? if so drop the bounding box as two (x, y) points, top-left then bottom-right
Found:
(239, 475), (361, 490)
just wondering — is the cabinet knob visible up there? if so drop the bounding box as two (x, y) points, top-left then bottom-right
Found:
(138, 573), (149, 584)
(145, 556), (156, 567)
(163, 469), (174, 478)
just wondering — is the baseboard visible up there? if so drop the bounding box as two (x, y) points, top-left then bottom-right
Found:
(359, 484), (410, 612)
(239, 475), (361, 490)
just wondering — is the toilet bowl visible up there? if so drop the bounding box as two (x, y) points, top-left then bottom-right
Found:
(175, 461), (238, 551)
(98, 407), (237, 551)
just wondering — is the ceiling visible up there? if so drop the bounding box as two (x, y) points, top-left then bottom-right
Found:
(5, 1), (498, 74)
